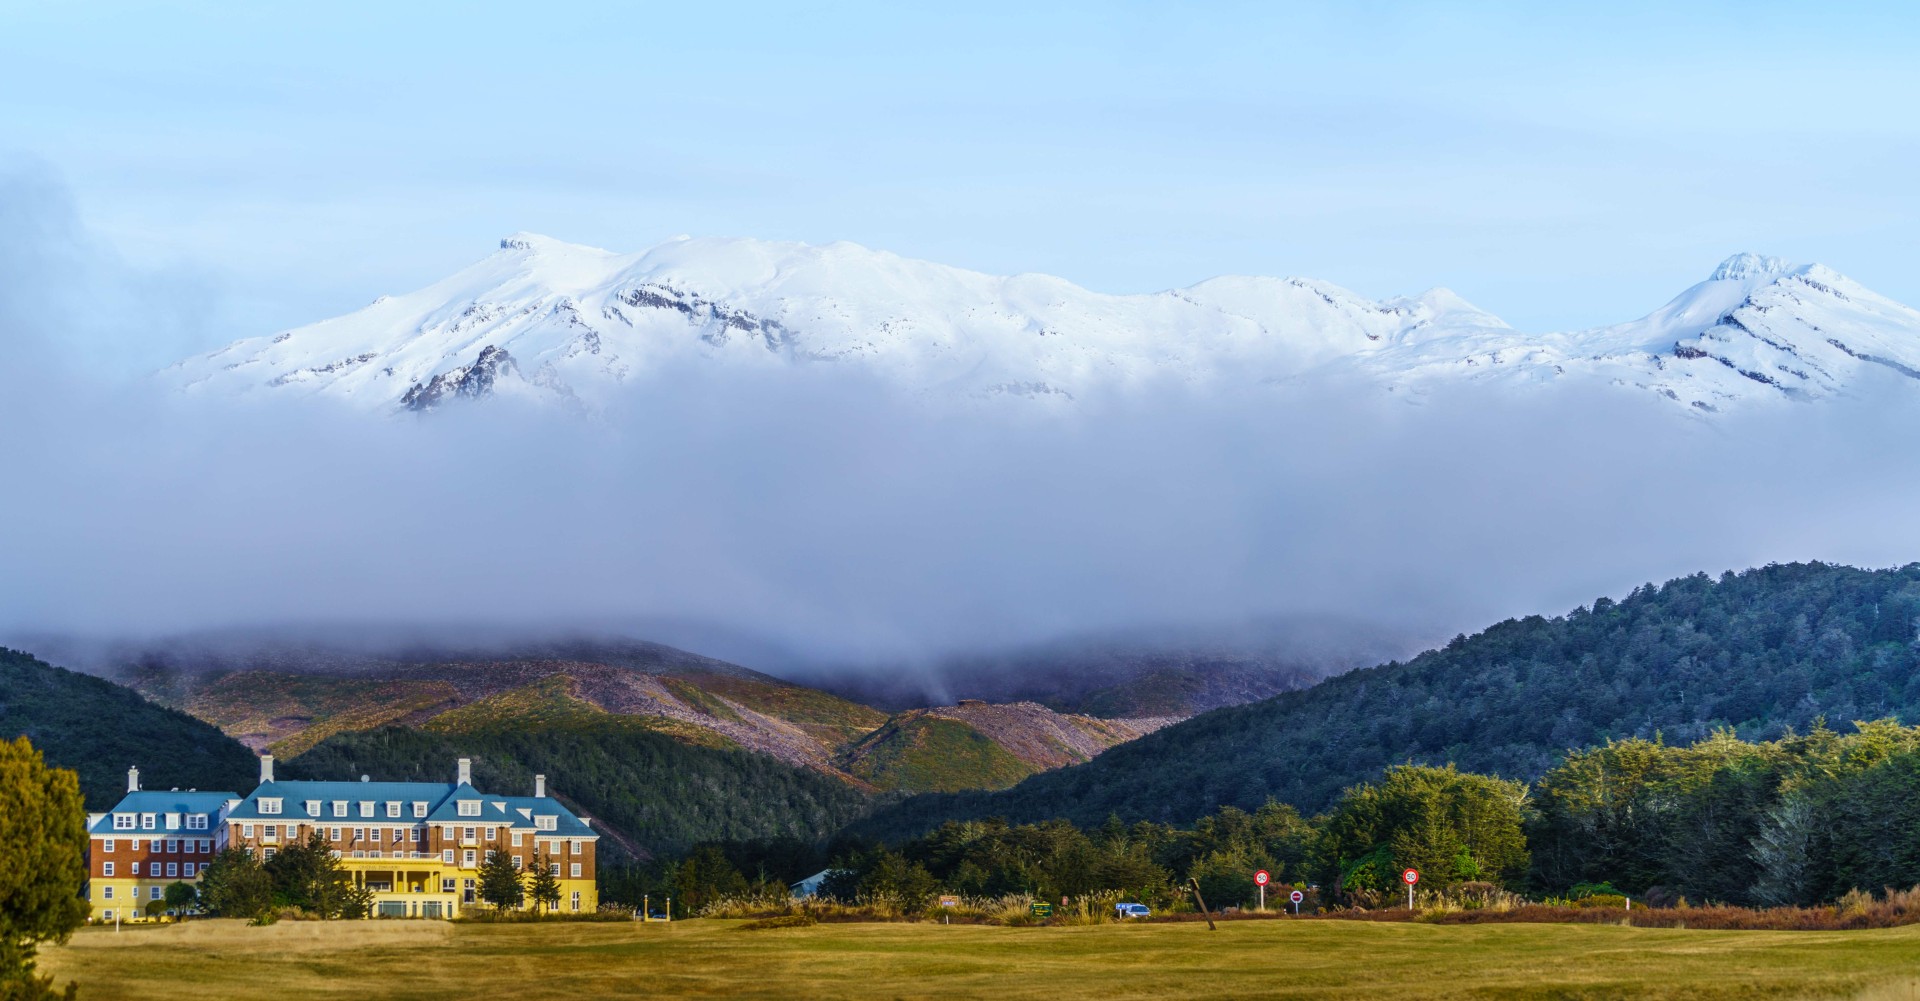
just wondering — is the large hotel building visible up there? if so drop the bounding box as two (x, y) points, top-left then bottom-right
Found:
(86, 756), (600, 921)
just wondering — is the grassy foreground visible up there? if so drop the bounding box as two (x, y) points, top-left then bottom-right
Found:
(38, 917), (1920, 1000)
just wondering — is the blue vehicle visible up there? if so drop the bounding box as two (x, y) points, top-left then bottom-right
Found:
(1114, 903), (1151, 919)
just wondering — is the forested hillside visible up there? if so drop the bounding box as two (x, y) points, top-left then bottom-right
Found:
(286, 721), (879, 858)
(853, 562), (1920, 838)
(0, 647), (257, 809)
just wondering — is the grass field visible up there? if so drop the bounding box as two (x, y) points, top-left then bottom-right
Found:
(37, 917), (1920, 1000)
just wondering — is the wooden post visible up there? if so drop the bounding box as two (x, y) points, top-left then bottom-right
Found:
(1188, 877), (1216, 932)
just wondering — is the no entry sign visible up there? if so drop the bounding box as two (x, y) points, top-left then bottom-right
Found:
(1289, 889), (1304, 903)
(1254, 870), (1271, 886)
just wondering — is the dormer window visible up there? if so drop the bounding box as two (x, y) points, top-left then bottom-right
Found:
(187, 814), (208, 831)
(140, 813), (156, 830)
(412, 802), (428, 818)
(358, 801), (373, 818)
(305, 801), (321, 817)
(386, 802), (401, 818)
(457, 800), (481, 817)
(535, 815), (557, 831)
(113, 814), (135, 830)
(258, 798), (282, 815)
(164, 813), (181, 830)
(332, 801), (347, 817)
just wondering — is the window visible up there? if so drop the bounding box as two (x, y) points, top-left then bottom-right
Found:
(571, 891), (581, 912)
(102, 839), (115, 853)
(165, 813), (181, 830)
(141, 813), (156, 830)
(166, 863), (178, 877)
(113, 814), (134, 830)
(570, 863), (581, 878)
(262, 824), (277, 841)
(386, 802), (401, 818)
(442, 849), (454, 864)
(463, 850), (476, 867)
(166, 839), (178, 853)
(352, 828), (364, 842)
(484, 849), (495, 862)
(330, 827), (341, 841)
(131, 862), (140, 875)
(151, 887), (163, 900)
(510, 832), (522, 847)
(462, 827), (476, 843)
(258, 798), (282, 815)
(332, 801), (347, 817)
(102, 862), (115, 877)
(535, 815), (556, 831)
(457, 800), (481, 817)
(262, 847), (276, 861)
(369, 850), (382, 859)
(241, 824), (253, 838)
(411, 829), (423, 843)
(549, 863), (560, 877)
(102, 886), (114, 899)
(511, 856), (522, 870)
(187, 814), (207, 830)
(569, 839), (581, 855)
(358, 801), (373, 818)
(200, 839), (211, 852)
(484, 826), (496, 841)
(441, 878), (456, 893)
(412, 801), (428, 818)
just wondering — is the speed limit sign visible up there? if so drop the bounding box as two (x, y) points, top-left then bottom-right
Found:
(1254, 870), (1270, 886)
(1402, 869), (1420, 885)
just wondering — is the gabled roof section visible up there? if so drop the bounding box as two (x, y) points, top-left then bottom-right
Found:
(89, 790), (237, 834)
(498, 795), (597, 838)
(225, 779), (456, 821)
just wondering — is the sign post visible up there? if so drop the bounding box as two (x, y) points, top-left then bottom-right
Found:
(1290, 888), (1304, 915)
(1402, 868), (1420, 910)
(1254, 869), (1270, 912)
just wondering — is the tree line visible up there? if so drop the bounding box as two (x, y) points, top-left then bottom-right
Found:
(627, 718), (1920, 914)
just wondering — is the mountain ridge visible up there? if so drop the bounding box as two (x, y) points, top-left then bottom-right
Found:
(164, 236), (1920, 415)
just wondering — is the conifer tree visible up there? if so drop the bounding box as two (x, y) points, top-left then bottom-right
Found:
(478, 842), (525, 912)
(0, 736), (87, 1001)
(527, 851), (562, 914)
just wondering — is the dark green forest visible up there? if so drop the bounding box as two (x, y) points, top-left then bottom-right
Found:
(285, 722), (878, 859)
(0, 647), (257, 809)
(853, 562), (1920, 839)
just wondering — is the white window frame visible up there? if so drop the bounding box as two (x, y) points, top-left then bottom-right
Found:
(140, 813), (157, 830)
(258, 798), (282, 815)
(167, 862), (179, 877)
(535, 815), (556, 831)
(241, 823), (254, 838)
(304, 801), (320, 817)
(457, 800), (481, 817)
(113, 814), (134, 830)
(569, 839), (581, 855)
(570, 863), (581, 878)
(511, 832), (522, 847)
(463, 849), (476, 867)
(102, 862), (115, 877)
(151, 886), (163, 900)
(548, 863), (560, 877)
(187, 814), (208, 831)
(131, 862), (140, 875)
(102, 839), (115, 853)
(442, 849), (454, 864)
(412, 801), (428, 818)
(358, 801), (374, 818)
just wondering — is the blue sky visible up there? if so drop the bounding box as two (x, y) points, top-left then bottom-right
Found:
(6, 1), (1919, 358)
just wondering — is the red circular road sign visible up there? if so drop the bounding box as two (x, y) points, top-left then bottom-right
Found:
(1402, 868), (1420, 885)
(1289, 890), (1305, 903)
(1254, 870), (1271, 886)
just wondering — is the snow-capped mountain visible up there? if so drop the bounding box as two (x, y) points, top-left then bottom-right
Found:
(165, 235), (1920, 414)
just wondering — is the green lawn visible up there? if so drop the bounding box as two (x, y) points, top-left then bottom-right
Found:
(37, 917), (1920, 1000)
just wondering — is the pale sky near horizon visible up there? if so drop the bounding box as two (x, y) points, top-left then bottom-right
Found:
(5, 1), (1919, 365)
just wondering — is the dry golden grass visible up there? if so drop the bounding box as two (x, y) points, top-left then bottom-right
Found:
(38, 915), (1920, 1000)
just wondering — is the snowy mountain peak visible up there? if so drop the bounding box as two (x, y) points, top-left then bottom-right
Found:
(164, 236), (1920, 418)
(1709, 252), (1796, 283)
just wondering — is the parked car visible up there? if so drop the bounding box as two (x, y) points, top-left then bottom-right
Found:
(1114, 903), (1151, 919)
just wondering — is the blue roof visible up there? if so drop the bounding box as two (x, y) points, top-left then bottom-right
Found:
(227, 779), (596, 836)
(90, 790), (237, 834)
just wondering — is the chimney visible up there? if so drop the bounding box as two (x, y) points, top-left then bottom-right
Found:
(456, 757), (472, 787)
(534, 774), (546, 798)
(259, 754), (274, 785)
(127, 766), (140, 793)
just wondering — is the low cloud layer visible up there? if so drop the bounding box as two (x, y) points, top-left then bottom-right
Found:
(6, 169), (1920, 676)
